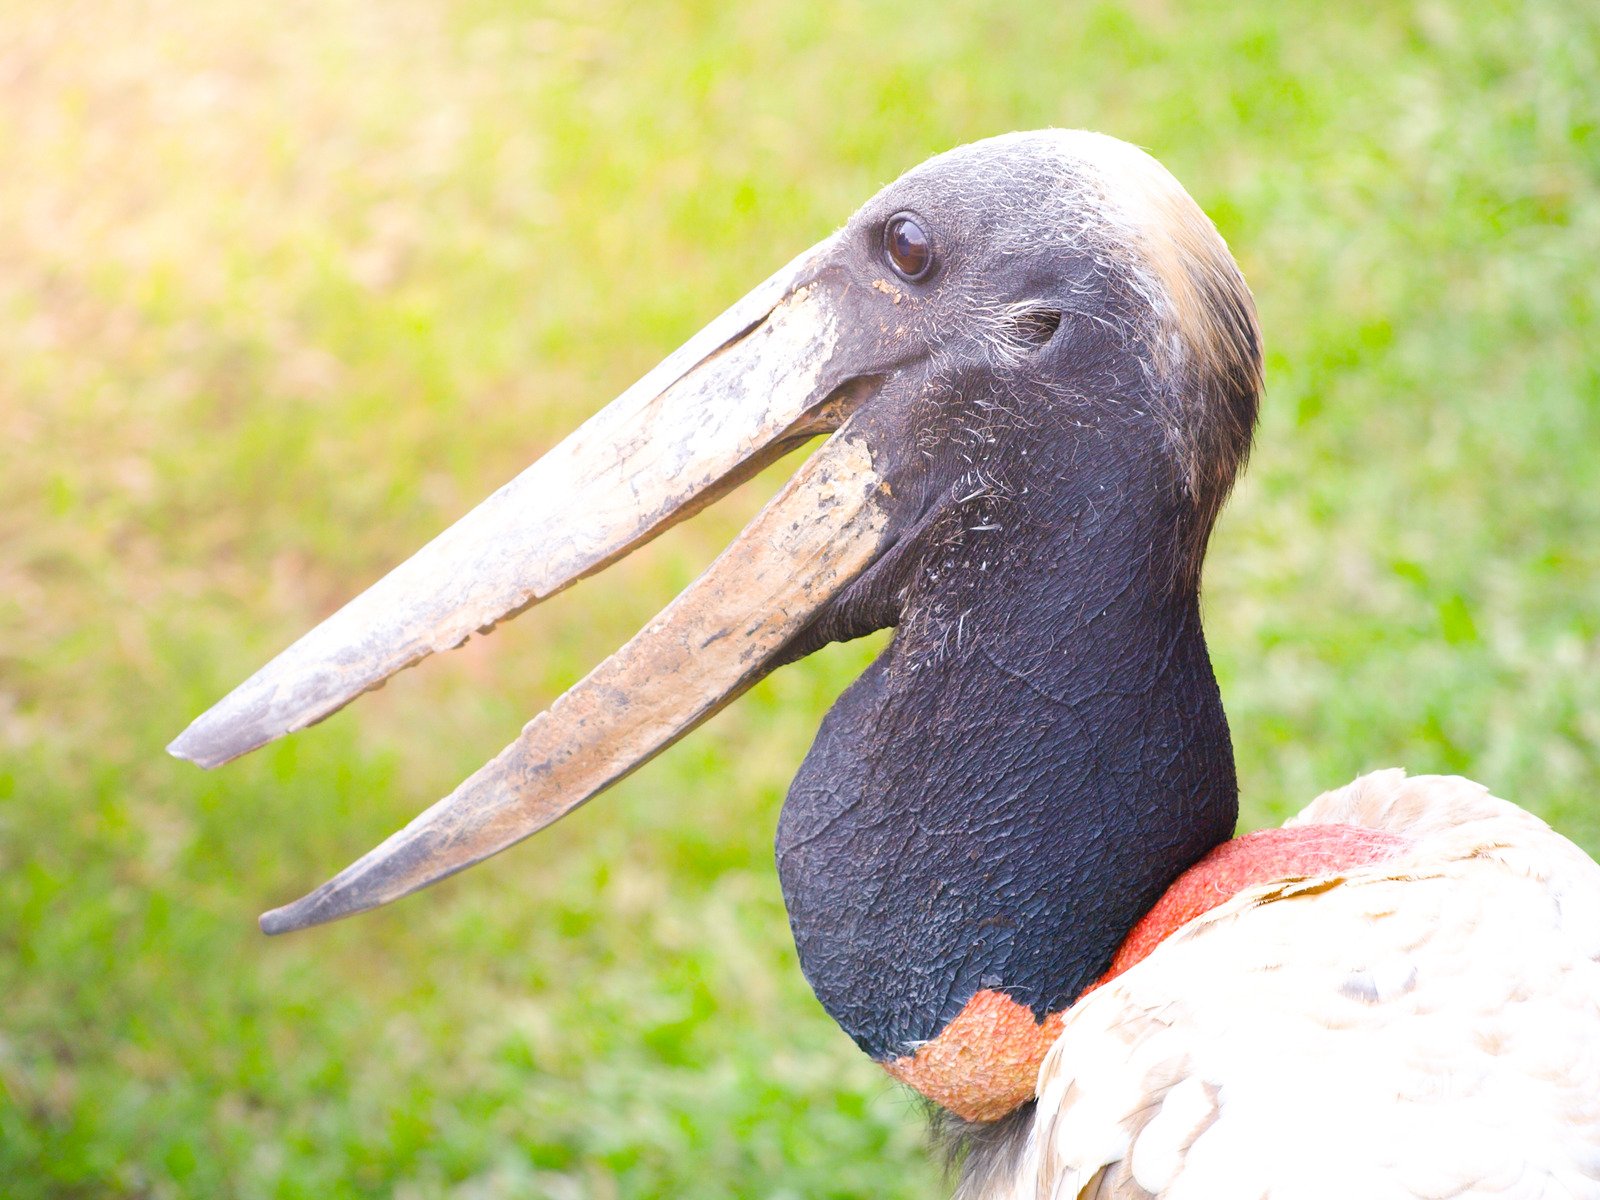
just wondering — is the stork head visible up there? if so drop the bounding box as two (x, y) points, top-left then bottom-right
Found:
(172, 130), (1261, 1120)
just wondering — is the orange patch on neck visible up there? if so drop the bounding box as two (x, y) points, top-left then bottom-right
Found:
(882, 823), (1410, 1123)
(881, 989), (1065, 1122)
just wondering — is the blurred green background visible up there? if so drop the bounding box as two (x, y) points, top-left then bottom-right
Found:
(2, 0), (1597, 1195)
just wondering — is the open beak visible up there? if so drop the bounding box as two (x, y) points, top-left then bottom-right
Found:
(169, 236), (897, 933)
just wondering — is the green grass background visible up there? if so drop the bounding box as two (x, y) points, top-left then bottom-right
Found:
(2, 0), (1597, 1195)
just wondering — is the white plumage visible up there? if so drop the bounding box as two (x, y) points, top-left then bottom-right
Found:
(967, 772), (1600, 1199)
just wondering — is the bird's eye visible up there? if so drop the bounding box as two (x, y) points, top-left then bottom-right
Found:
(883, 213), (934, 282)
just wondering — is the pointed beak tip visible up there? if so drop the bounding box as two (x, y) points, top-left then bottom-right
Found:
(258, 905), (301, 936)
(166, 728), (208, 767)
(259, 889), (343, 935)
(259, 871), (386, 935)
(167, 692), (286, 768)
(166, 721), (234, 770)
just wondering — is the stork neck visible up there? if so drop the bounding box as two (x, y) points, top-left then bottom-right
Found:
(774, 425), (1238, 1074)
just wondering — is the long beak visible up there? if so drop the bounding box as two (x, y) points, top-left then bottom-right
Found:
(169, 236), (898, 932)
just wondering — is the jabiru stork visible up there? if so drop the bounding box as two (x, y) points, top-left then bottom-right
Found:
(171, 131), (1600, 1197)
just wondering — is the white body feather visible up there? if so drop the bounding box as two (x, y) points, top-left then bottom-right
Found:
(967, 771), (1600, 1200)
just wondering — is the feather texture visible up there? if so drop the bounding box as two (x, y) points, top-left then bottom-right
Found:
(961, 771), (1600, 1199)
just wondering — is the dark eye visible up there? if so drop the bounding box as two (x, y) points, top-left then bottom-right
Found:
(882, 212), (934, 281)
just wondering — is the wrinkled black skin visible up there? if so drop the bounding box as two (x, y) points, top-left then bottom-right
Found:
(770, 139), (1242, 1060)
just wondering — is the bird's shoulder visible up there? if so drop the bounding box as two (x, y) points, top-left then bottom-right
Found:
(968, 770), (1600, 1200)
